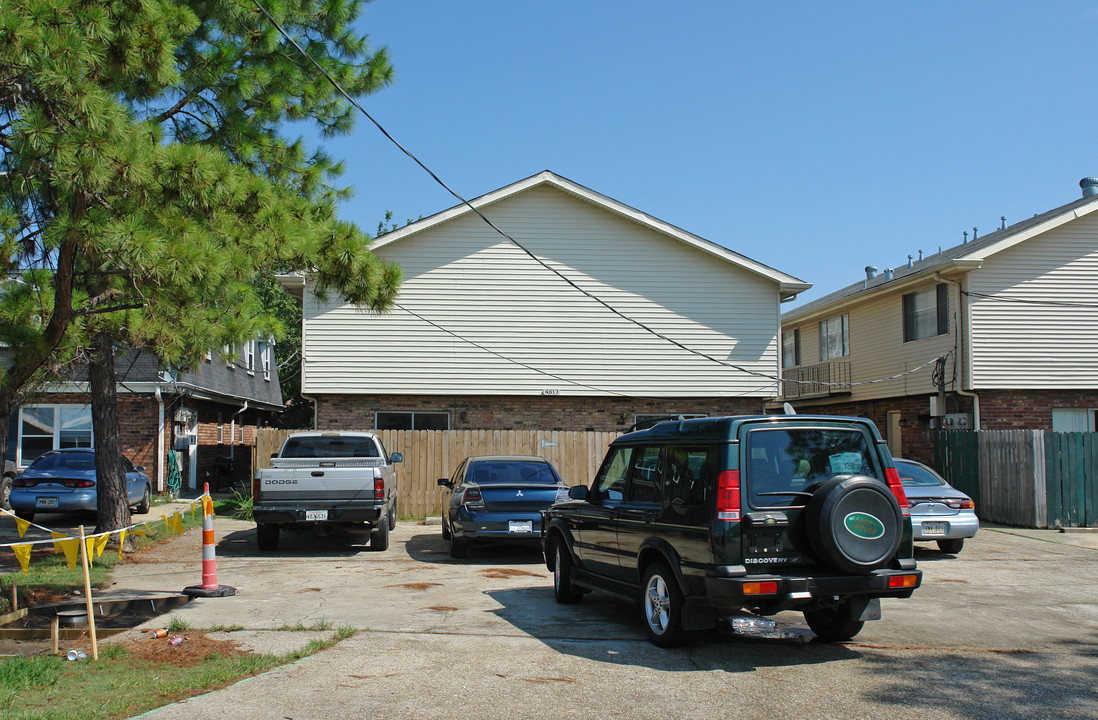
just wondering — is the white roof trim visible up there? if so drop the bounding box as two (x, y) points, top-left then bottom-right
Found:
(370, 171), (810, 296)
(957, 200), (1098, 261)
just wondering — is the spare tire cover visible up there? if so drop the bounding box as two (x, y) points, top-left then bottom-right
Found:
(806, 475), (902, 575)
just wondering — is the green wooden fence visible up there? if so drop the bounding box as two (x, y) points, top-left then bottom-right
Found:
(933, 430), (1098, 528)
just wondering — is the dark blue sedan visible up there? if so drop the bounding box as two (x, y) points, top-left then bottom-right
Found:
(438, 455), (568, 558)
(10, 448), (152, 522)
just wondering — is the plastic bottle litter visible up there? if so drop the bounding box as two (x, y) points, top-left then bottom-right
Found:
(65, 650), (87, 661)
(169, 636), (184, 646)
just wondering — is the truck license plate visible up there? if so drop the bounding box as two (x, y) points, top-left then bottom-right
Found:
(922, 521), (946, 536)
(36, 497), (59, 508)
(508, 520), (533, 534)
(305, 510), (328, 521)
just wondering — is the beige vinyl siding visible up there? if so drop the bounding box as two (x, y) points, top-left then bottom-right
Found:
(969, 213), (1098, 388)
(303, 186), (781, 397)
(784, 284), (954, 402)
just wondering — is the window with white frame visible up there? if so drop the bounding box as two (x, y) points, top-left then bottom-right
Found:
(243, 340), (255, 374)
(782, 329), (801, 368)
(223, 343), (234, 369)
(18, 404), (93, 466)
(818, 314), (849, 361)
(903, 284), (948, 342)
(259, 338), (272, 381)
(375, 411), (450, 430)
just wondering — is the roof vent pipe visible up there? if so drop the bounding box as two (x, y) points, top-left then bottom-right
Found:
(884, 268), (893, 280)
(864, 265), (878, 280)
(1000, 216), (1007, 230)
(918, 250), (924, 261)
(907, 255), (913, 268)
(973, 227), (978, 241)
(963, 231), (968, 243)
(1082, 177), (1098, 198)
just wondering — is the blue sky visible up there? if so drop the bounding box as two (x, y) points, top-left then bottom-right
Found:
(309, 1), (1098, 307)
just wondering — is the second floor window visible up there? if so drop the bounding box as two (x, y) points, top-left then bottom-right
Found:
(903, 284), (949, 342)
(243, 340), (255, 373)
(782, 329), (801, 368)
(819, 314), (849, 361)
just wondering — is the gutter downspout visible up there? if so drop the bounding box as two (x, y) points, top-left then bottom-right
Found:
(933, 272), (980, 429)
(230, 401), (248, 462)
(155, 386), (166, 493)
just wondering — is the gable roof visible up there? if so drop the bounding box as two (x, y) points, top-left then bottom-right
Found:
(367, 170), (811, 300)
(784, 191), (1098, 323)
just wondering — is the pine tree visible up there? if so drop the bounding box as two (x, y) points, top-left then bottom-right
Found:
(0, 0), (401, 534)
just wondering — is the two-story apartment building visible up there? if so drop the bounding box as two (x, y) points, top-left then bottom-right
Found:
(280, 171), (810, 432)
(780, 179), (1098, 464)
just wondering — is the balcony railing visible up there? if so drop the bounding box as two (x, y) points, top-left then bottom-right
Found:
(781, 361), (852, 400)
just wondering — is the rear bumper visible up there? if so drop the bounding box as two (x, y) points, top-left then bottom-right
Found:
(703, 568), (922, 613)
(453, 511), (544, 542)
(253, 504), (385, 526)
(10, 488), (96, 513)
(911, 513), (980, 541)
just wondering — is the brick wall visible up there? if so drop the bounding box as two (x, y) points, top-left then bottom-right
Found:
(979, 390), (1098, 430)
(315, 394), (768, 433)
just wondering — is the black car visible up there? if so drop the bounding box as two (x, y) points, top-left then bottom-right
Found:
(439, 455), (568, 558)
(542, 415), (922, 646)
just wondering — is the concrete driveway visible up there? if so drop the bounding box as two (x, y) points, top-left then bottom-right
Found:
(94, 515), (1098, 720)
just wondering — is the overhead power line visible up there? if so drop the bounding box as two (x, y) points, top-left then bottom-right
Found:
(250, 2), (950, 395)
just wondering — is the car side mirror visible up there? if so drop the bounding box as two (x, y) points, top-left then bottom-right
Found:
(136, 466), (147, 472)
(389, 453), (403, 464)
(568, 485), (588, 500)
(437, 478), (453, 488)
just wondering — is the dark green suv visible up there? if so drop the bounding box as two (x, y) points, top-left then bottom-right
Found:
(541, 415), (921, 646)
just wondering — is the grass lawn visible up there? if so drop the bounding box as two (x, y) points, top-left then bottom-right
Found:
(0, 498), (349, 718)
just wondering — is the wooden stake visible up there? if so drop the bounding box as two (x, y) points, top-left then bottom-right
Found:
(51, 616), (59, 655)
(10, 580), (16, 612)
(78, 526), (98, 661)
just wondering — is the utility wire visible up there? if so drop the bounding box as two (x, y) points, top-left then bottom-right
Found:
(962, 290), (1098, 309)
(250, 1), (950, 393)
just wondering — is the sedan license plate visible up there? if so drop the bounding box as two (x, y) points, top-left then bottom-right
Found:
(922, 521), (947, 536)
(36, 497), (59, 509)
(508, 520), (533, 534)
(305, 510), (328, 521)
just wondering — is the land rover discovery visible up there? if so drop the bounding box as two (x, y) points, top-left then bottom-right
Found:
(541, 415), (921, 646)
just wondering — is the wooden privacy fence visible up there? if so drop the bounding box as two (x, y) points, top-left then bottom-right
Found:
(254, 428), (618, 518)
(934, 430), (1097, 528)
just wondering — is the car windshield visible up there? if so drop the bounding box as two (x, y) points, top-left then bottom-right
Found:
(745, 427), (879, 508)
(896, 461), (947, 488)
(281, 437), (379, 458)
(468, 461), (560, 485)
(29, 453), (96, 472)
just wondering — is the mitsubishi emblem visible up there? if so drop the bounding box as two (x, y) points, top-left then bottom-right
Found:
(516, 490), (524, 497)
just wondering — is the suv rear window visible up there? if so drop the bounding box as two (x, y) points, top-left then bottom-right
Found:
(745, 427), (880, 508)
(281, 437), (380, 458)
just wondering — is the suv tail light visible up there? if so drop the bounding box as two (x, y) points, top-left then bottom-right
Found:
(374, 476), (385, 500)
(252, 474), (260, 498)
(462, 485), (485, 511)
(13, 478), (34, 488)
(884, 467), (910, 517)
(61, 479), (95, 488)
(716, 470), (741, 522)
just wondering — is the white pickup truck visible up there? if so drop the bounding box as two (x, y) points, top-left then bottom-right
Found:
(252, 431), (402, 551)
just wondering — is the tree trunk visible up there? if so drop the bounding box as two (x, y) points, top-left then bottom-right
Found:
(0, 399), (14, 511)
(89, 331), (131, 534)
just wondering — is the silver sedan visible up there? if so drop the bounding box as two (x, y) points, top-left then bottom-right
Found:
(895, 458), (980, 554)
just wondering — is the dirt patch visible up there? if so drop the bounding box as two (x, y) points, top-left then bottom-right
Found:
(384, 582), (442, 591)
(480, 568), (546, 580)
(125, 630), (248, 666)
(426, 606), (459, 612)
